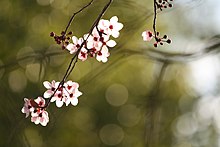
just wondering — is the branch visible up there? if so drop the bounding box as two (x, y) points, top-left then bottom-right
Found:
(43, 0), (113, 108)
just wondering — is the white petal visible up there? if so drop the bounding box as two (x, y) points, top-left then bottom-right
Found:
(55, 82), (60, 88)
(43, 81), (51, 89)
(110, 16), (118, 23)
(115, 23), (123, 31)
(102, 46), (109, 54)
(111, 31), (120, 38)
(96, 55), (101, 62)
(102, 57), (108, 63)
(72, 36), (78, 44)
(65, 99), (70, 106)
(44, 91), (53, 98)
(51, 97), (57, 102)
(56, 100), (64, 108)
(76, 91), (82, 97)
(66, 43), (74, 51)
(71, 98), (78, 106)
(106, 40), (117, 47)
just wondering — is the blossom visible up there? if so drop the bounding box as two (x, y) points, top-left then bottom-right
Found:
(98, 16), (123, 38)
(21, 98), (35, 118)
(66, 36), (84, 54)
(43, 80), (60, 98)
(78, 47), (88, 61)
(64, 81), (82, 106)
(50, 89), (66, 108)
(142, 30), (153, 41)
(87, 29), (103, 50)
(43, 80), (66, 107)
(30, 97), (49, 126)
(22, 97), (49, 126)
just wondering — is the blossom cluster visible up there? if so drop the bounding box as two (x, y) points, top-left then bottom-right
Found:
(156, 0), (173, 10)
(51, 16), (123, 63)
(142, 0), (173, 47)
(21, 80), (82, 126)
(142, 30), (171, 47)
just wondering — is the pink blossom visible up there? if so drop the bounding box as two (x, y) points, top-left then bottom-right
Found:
(43, 80), (60, 98)
(50, 89), (66, 108)
(78, 48), (88, 61)
(64, 81), (82, 106)
(66, 36), (84, 54)
(31, 110), (49, 126)
(26, 97), (49, 126)
(21, 98), (35, 118)
(142, 30), (153, 41)
(98, 16), (123, 38)
(87, 29), (103, 50)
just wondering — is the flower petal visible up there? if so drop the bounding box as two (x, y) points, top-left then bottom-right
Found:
(110, 16), (118, 23)
(56, 100), (64, 108)
(44, 91), (53, 98)
(106, 40), (117, 47)
(71, 98), (78, 106)
(72, 36), (78, 44)
(43, 81), (51, 89)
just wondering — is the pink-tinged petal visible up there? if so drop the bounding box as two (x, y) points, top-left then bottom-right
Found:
(106, 40), (117, 47)
(78, 48), (88, 61)
(43, 81), (51, 89)
(71, 98), (78, 106)
(21, 107), (29, 118)
(102, 46), (109, 54)
(44, 91), (53, 98)
(142, 30), (153, 41)
(40, 111), (49, 126)
(56, 100), (64, 108)
(110, 16), (118, 23)
(69, 48), (78, 54)
(31, 116), (40, 125)
(72, 36), (78, 44)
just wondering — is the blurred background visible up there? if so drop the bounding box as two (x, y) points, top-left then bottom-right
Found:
(1, 0), (220, 146)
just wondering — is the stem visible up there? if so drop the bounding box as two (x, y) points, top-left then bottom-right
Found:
(63, 0), (95, 35)
(153, 0), (157, 37)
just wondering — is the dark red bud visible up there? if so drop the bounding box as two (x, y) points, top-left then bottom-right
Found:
(50, 32), (55, 37)
(167, 39), (171, 44)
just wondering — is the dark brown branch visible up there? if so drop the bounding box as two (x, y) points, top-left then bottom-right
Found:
(153, 0), (157, 37)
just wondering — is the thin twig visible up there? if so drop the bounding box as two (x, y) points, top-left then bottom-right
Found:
(63, 0), (95, 35)
(153, 0), (157, 37)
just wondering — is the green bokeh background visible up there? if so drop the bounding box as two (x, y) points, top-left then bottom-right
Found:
(1, 0), (220, 147)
